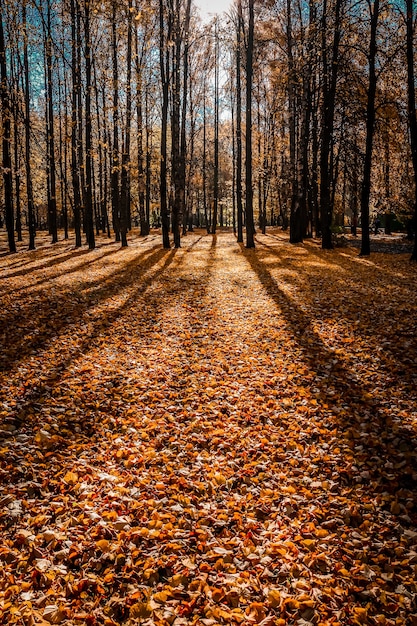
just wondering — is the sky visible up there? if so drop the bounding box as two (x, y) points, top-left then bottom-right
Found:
(194, 0), (232, 21)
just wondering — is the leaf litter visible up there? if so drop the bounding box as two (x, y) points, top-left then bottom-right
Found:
(1, 229), (417, 625)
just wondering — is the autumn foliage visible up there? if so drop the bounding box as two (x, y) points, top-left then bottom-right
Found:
(1, 230), (417, 625)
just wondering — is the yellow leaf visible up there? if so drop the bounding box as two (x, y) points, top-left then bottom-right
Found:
(267, 588), (281, 608)
(302, 539), (316, 551)
(130, 602), (152, 619)
(95, 539), (110, 552)
(63, 471), (78, 485)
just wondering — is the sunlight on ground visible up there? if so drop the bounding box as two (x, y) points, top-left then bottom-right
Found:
(1, 230), (417, 625)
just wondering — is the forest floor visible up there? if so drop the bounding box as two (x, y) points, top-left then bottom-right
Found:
(1, 228), (417, 626)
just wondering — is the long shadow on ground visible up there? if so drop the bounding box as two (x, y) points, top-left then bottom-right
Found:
(241, 243), (417, 524)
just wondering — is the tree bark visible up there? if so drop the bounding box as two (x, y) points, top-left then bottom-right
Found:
(0, 9), (16, 253)
(236, 2), (243, 243)
(120, 0), (133, 247)
(359, 0), (379, 257)
(159, 0), (171, 248)
(84, 0), (95, 249)
(111, 0), (121, 242)
(320, 0), (342, 249)
(406, 0), (417, 261)
(70, 0), (82, 247)
(245, 0), (255, 248)
(23, 5), (36, 250)
(212, 18), (219, 235)
(45, 0), (58, 243)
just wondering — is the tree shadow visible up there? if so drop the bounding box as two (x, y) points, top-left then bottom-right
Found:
(241, 243), (417, 526)
(0, 233), (220, 480)
(0, 243), (167, 374)
(254, 236), (417, 400)
(2, 247), (129, 297)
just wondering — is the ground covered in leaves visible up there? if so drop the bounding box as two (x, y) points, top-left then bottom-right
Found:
(1, 229), (417, 626)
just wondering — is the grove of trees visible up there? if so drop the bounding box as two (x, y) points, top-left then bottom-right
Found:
(1, 0), (417, 259)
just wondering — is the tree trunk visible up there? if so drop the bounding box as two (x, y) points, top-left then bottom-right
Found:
(212, 18), (219, 235)
(70, 0), (82, 247)
(359, 0), (379, 257)
(245, 0), (255, 248)
(231, 78), (237, 235)
(135, 17), (149, 237)
(120, 0), (133, 247)
(203, 74), (210, 233)
(236, 0), (243, 242)
(58, 54), (69, 239)
(320, 0), (342, 249)
(287, 0), (302, 244)
(92, 59), (107, 235)
(76, 7), (85, 221)
(23, 5), (36, 250)
(406, 0), (417, 261)
(84, 0), (95, 249)
(111, 1), (121, 242)
(45, 0), (58, 243)
(180, 0), (191, 238)
(0, 10), (16, 253)
(145, 90), (151, 232)
(159, 0), (171, 248)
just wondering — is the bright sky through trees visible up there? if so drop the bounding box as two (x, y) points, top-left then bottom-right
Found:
(194, 0), (231, 21)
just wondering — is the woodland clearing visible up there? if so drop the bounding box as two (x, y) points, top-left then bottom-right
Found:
(1, 229), (417, 626)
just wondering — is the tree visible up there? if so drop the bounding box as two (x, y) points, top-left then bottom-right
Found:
(159, 0), (171, 248)
(84, 0), (95, 249)
(236, 0), (243, 243)
(70, 0), (82, 248)
(119, 0), (133, 247)
(212, 18), (219, 235)
(111, 0), (121, 243)
(23, 3), (36, 250)
(359, 0), (380, 257)
(245, 0), (255, 248)
(320, 0), (343, 250)
(0, 5), (16, 253)
(405, 0), (417, 261)
(43, 0), (58, 244)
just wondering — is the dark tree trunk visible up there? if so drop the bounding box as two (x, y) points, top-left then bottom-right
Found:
(76, 7), (85, 219)
(93, 59), (107, 235)
(287, 0), (302, 244)
(406, 0), (417, 261)
(245, 0), (255, 248)
(320, 0), (342, 249)
(70, 0), (82, 247)
(212, 18), (219, 235)
(58, 56), (69, 240)
(111, 2), (121, 242)
(184, 59), (196, 235)
(236, 0), (243, 242)
(84, 0), (95, 249)
(119, 0), (133, 247)
(203, 74), (210, 233)
(159, 0), (171, 248)
(135, 17), (149, 237)
(45, 0), (58, 243)
(180, 0), (191, 237)
(145, 92), (151, 232)
(23, 5), (36, 250)
(0, 10), (16, 253)
(9, 28), (22, 243)
(231, 80), (237, 235)
(360, 0), (379, 257)
(13, 102), (22, 242)
(101, 83), (111, 238)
